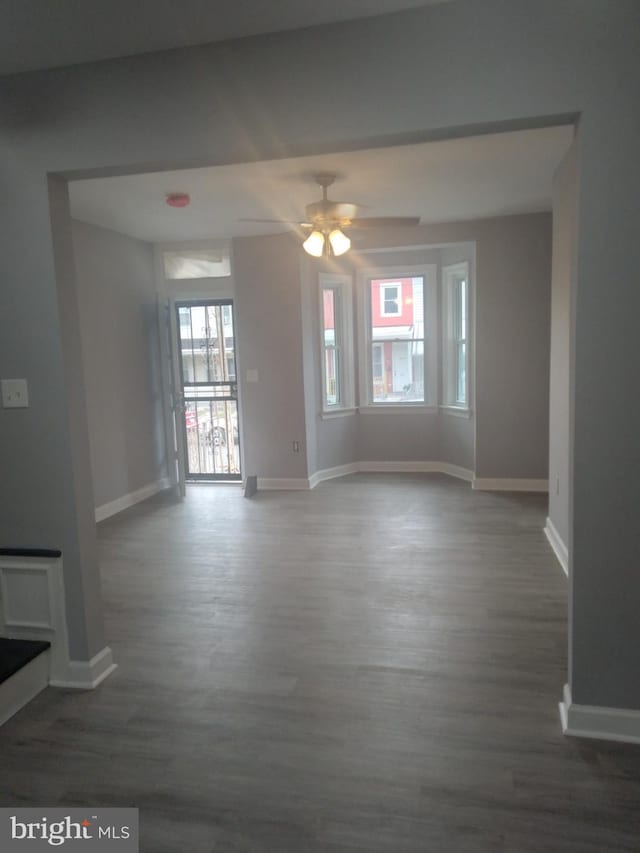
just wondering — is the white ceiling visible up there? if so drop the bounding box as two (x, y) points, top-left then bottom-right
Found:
(0, 0), (449, 76)
(69, 126), (574, 244)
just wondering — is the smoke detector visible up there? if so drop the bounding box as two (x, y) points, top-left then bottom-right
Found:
(166, 193), (190, 208)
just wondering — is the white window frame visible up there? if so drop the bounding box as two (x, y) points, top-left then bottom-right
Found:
(379, 281), (402, 317)
(357, 265), (438, 413)
(319, 273), (355, 416)
(441, 261), (471, 414)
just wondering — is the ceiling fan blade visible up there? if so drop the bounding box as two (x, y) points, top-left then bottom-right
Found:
(238, 218), (310, 225)
(348, 216), (421, 229)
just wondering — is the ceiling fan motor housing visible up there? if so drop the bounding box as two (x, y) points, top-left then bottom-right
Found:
(240, 171), (419, 237)
(305, 200), (358, 228)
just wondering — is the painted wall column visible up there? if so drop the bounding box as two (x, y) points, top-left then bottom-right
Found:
(0, 166), (106, 663)
(569, 109), (640, 712)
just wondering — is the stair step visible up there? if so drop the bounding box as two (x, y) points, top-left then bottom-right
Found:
(0, 638), (51, 685)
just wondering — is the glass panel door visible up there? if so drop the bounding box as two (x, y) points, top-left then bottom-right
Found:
(175, 300), (241, 480)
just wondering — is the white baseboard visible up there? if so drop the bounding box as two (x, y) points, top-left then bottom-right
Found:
(472, 477), (548, 492)
(308, 463), (359, 489)
(260, 466), (544, 492)
(307, 461), (474, 489)
(356, 460), (474, 481)
(95, 477), (171, 522)
(359, 460), (432, 473)
(256, 478), (311, 491)
(49, 646), (117, 690)
(559, 684), (640, 745)
(432, 462), (474, 482)
(0, 650), (50, 727)
(544, 516), (569, 577)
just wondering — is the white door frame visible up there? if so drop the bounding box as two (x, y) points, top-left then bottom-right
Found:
(153, 241), (236, 495)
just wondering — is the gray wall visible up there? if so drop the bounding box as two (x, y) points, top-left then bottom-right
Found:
(233, 233), (308, 480)
(473, 215), (551, 479)
(72, 220), (167, 509)
(548, 143), (578, 550)
(316, 415), (358, 472)
(1, 0), (639, 709)
(438, 415), (474, 472)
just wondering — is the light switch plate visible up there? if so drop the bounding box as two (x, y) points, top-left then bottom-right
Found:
(1, 379), (29, 408)
(246, 369), (259, 383)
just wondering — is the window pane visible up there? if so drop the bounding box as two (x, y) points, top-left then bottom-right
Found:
(370, 277), (425, 402)
(219, 305), (235, 382)
(322, 287), (342, 407)
(178, 304), (236, 384)
(371, 343), (383, 399)
(459, 279), (467, 339)
(323, 288), (336, 345)
(457, 341), (466, 403)
(226, 355), (236, 381)
(372, 344), (383, 377)
(324, 346), (340, 406)
(189, 306), (221, 382)
(411, 341), (425, 399)
(178, 306), (197, 381)
(382, 284), (400, 316)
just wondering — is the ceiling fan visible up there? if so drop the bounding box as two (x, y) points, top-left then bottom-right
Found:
(240, 173), (421, 258)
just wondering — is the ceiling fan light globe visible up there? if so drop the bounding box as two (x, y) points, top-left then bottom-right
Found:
(328, 228), (351, 257)
(303, 230), (325, 257)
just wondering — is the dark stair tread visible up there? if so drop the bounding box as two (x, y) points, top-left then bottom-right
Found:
(0, 638), (51, 685)
(0, 548), (61, 558)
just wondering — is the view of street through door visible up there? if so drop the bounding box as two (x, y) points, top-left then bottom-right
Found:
(176, 300), (241, 480)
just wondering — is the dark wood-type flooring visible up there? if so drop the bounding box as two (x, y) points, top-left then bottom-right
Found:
(2, 474), (640, 851)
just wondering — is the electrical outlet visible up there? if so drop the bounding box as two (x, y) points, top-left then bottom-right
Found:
(292, 441), (300, 453)
(1, 378), (29, 408)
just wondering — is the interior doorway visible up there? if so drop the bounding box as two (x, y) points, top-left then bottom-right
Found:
(175, 300), (241, 482)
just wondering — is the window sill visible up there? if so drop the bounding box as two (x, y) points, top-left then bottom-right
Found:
(320, 407), (357, 420)
(440, 405), (472, 419)
(359, 404), (438, 415)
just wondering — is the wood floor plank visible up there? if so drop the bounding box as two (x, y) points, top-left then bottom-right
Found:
(1, 473), (639, 851)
